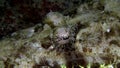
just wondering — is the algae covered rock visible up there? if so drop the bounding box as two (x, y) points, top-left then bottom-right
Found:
(0, 61), (4, 68)
(75, 18), (120, 64)
(0, 0), (120, 68)
(101, 0), (120, 18)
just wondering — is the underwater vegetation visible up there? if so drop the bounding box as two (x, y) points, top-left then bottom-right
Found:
(0, 0), (120, 68)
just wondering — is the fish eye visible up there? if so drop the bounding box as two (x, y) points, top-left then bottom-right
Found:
(63, 36), (69, 40)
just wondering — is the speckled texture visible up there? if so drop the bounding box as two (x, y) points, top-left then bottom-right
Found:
(0, 0), (120, 68)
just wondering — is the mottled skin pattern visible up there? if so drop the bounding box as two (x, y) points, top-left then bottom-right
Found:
(54, 27), (70, 45)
